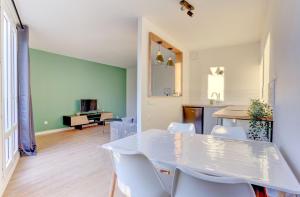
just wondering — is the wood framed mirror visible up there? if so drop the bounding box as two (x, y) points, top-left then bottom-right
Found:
(148, 32), (183, 97)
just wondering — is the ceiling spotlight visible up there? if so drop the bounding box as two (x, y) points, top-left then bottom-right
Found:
(179, 0), (195, 17)
(187, 10), (194, 17)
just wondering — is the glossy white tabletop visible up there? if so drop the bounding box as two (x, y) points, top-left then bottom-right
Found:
(102, 129), (300, 194)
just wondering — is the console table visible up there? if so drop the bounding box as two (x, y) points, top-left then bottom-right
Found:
(63, 112), (113, 130)
(213, 106), (273, 142)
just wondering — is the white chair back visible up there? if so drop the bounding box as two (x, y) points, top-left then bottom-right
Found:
(211, 125), (247, 140)
(112, 151), (169, 197)
(167, 122), (196, 134)
(172, 166), (255, 197)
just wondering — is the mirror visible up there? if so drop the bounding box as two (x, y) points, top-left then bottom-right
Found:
(208, 66), (225, 103)
(148, 32), (183, 97)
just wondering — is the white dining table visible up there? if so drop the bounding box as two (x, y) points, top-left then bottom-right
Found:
(102, 129), (300, 195)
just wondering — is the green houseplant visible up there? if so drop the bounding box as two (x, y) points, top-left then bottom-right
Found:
(248, 99), (273, 141)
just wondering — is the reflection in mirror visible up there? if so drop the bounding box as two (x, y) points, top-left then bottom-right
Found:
(149, 33), (182, 97)
(208, 66), (224, 104)
(151, 41), (176, 96)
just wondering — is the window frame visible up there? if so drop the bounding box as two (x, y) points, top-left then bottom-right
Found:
(1, 8), (19, 176)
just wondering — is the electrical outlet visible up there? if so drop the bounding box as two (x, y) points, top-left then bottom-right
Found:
(44, 121), (48, 125)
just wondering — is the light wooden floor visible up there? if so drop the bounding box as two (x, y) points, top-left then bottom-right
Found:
(4, 126), (124, 197)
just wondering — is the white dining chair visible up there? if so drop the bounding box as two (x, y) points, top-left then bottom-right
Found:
(211, 125), (247, 140)
(172, 166), (256, 197)
(156, 122), (196, 192)
(167, 122), (196, 134)
(111, 150), (170, 197)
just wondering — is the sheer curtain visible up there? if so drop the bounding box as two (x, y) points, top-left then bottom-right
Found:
(17, 25), (37, 156)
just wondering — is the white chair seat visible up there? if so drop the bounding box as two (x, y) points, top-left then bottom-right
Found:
(211, 125), (247, 140)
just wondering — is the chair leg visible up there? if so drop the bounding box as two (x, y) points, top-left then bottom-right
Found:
(278, 192), (285, 197)
(102, 122), (105, 134)
(109, 172), (117, 197)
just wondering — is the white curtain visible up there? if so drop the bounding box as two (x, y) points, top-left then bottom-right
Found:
(17, 25), (37, 156)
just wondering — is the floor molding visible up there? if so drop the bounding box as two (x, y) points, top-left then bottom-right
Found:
(35, 127), (74, 136)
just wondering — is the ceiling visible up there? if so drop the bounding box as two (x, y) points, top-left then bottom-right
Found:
(15, 0), (267, 68)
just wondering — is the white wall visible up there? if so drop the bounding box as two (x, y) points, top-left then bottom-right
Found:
(137, 17), (189, 132)
(189, 43), (261, 105)
(262, 0), (300, 180)
(126, 66), (137, 118)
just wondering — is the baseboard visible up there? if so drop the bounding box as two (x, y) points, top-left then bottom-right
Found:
(35, 127), (74, 136)
(0, 154), (20, 196)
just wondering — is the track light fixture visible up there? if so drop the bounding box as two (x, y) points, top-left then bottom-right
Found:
(180, 0), (195, 17)
(187, 10), (193, 17)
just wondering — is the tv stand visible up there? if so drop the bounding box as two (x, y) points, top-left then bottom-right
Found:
(63, 112), (113, 130)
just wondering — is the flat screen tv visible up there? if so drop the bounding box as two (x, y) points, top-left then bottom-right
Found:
(80, 99), (97, 112)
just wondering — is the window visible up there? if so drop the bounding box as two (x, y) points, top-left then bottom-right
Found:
(262, 33), (271, 103)
(2, 11), (18, 169)
(208, 67), (224, 102)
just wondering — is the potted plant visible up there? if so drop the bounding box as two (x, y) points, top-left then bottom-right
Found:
(248, 99), (273, 141)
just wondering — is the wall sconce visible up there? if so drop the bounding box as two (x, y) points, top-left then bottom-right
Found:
(210, 66), (224, 75)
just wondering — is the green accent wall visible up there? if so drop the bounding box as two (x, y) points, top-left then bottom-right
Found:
(30, 49), (126, 132)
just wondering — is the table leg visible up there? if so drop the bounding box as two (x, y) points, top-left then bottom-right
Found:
(109, 172), (117, 197)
